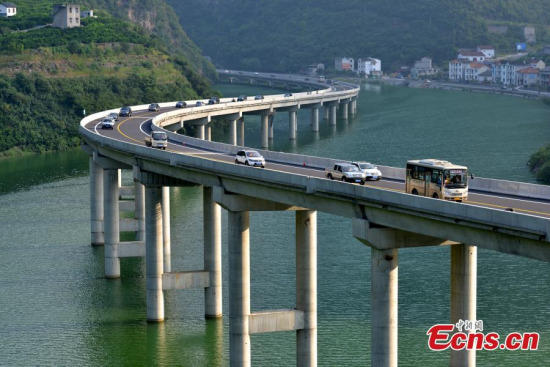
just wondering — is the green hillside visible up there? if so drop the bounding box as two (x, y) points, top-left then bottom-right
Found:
(0, 2), (217, 156)
(168, 0), (550, 72)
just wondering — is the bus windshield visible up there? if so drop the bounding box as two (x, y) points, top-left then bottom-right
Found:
(444, 169), (467, 188)
(152, 132), (167, 141)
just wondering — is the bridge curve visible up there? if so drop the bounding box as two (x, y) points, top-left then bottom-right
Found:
(80, 71), (550, 367)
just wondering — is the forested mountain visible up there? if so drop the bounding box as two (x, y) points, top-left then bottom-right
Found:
(169, 0), (550, 72)
(0, 0), (217, 155)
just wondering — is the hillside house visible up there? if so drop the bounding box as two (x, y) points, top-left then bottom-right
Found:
(457, 51), (485, 62)
(357, 57), (381, 77)
(517, 67), (539, 86)
(477, 45), (495, 59)
(411, 57), (439, 78)
(335, 57), (354, 72)
(465, 62), (490, 82)
(0, 2), (16, 17)
(538, 67), (550, 87)
(52, 4), (80, 28)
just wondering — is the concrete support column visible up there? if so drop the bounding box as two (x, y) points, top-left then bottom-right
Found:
(206, 124), (212, 141)
(104, 169), (120, 278)
(323, 106), (329, 120)
(238, 118), (245, 146)
(372, 248), (398, 367)
(260, 114), (269, 148)
(229, 210), (251, 367)
(348, 101), (353, 118)
(146, 185), (164, 322)
(90, 156), (104, 246)
(204, 187), (222, 318)
(229, 119), (238, 145)
(311, 108), (319, 132)
(450, 244), (477, 367)
(162, 186), (171, 273)
(296, 210), (318, 367)
(134, 181), (145, 242)
(341, 102), (349, 120)
(329, 105), (337, 126)
(289, 110), (297, 140)
(268, 114), (275, 140)
(196, 125), (206, 140)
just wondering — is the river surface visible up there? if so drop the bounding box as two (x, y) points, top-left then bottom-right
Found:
(0, 83), (549, 366)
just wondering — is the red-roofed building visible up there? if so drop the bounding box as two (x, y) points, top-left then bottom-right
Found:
(517, 67), (539, 86)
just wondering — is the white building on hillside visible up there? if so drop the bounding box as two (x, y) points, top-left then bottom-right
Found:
(52, 4), (81, 28)
(0, 2), (17, 17)
(477, 45), (495, 59)
(357, 57), (381, 77)
(457, 51), (485, 62)
(335, 57), (354, 72)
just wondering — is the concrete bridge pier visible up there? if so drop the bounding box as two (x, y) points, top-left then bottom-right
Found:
(238, 118), (245, 146)
(134, 168), (205, 322)
(310, 106), (320, 132)
(214, 187), (317, 367)
(206, 124), (212, 141)
(323, 106), (330, 120)
(353, 219), (458, 367)
(135, 182), (145, 242)
(340, 101), (349, 120)
(450, 244), (477, 367)
(260, 112), (269, 148)
(348, 100), (354, 118)
(289, 108), (298, 140)
(104, 168), (121, 278)
(228, 209), (251, 366)
(196, 125), (206, 140)
(227, 113), (242, 145)
(204, 186), (222, 318)
(329, 105), (337, 126)
(162, 186), (171, 273)
(89, 155), (104, 246)
(229, 119), (237, 145)
(268, 114), (275, 140)
(145, 184), (165, 322)
(296, 210), (318, 367)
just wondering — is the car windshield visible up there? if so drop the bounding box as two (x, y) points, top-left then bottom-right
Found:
(152, 132), (167, 140)
(246, 151), (261, 157)
(342, 166), (359, 172)
(444, 169), (467, 188)
(359, 163), (376, 169)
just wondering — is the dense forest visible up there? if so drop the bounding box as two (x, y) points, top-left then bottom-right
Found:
(170, 0), (550, 72)
(0, 1), (217, 156)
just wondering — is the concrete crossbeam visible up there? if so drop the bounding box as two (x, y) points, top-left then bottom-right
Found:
(249, 309), (304, 334)
(162, 271), (209, 290)
(118, 241), (145, 257)
(119, 218), (138, 232)
(119, 200), (135, 212)
(213, 186), (305, 212)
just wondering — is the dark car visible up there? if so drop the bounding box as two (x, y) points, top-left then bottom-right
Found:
(254, 95), (264, 100)
(148, 103), (160, 112)
(284, 93), (293, 97)
(196, 101), (204, 107)
(237, 95), (247, 102)
(208, 97), (220, 105)
(176, 101), (187, 108)
(119, 106), (132, 117)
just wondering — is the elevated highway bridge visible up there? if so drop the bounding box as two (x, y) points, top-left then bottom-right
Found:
(80, 71), (549, 367)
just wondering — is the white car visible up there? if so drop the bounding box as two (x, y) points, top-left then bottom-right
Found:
(101, 117), (115, 130)
(235, 150), (265, 168)
(351, 161), (382, 180)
